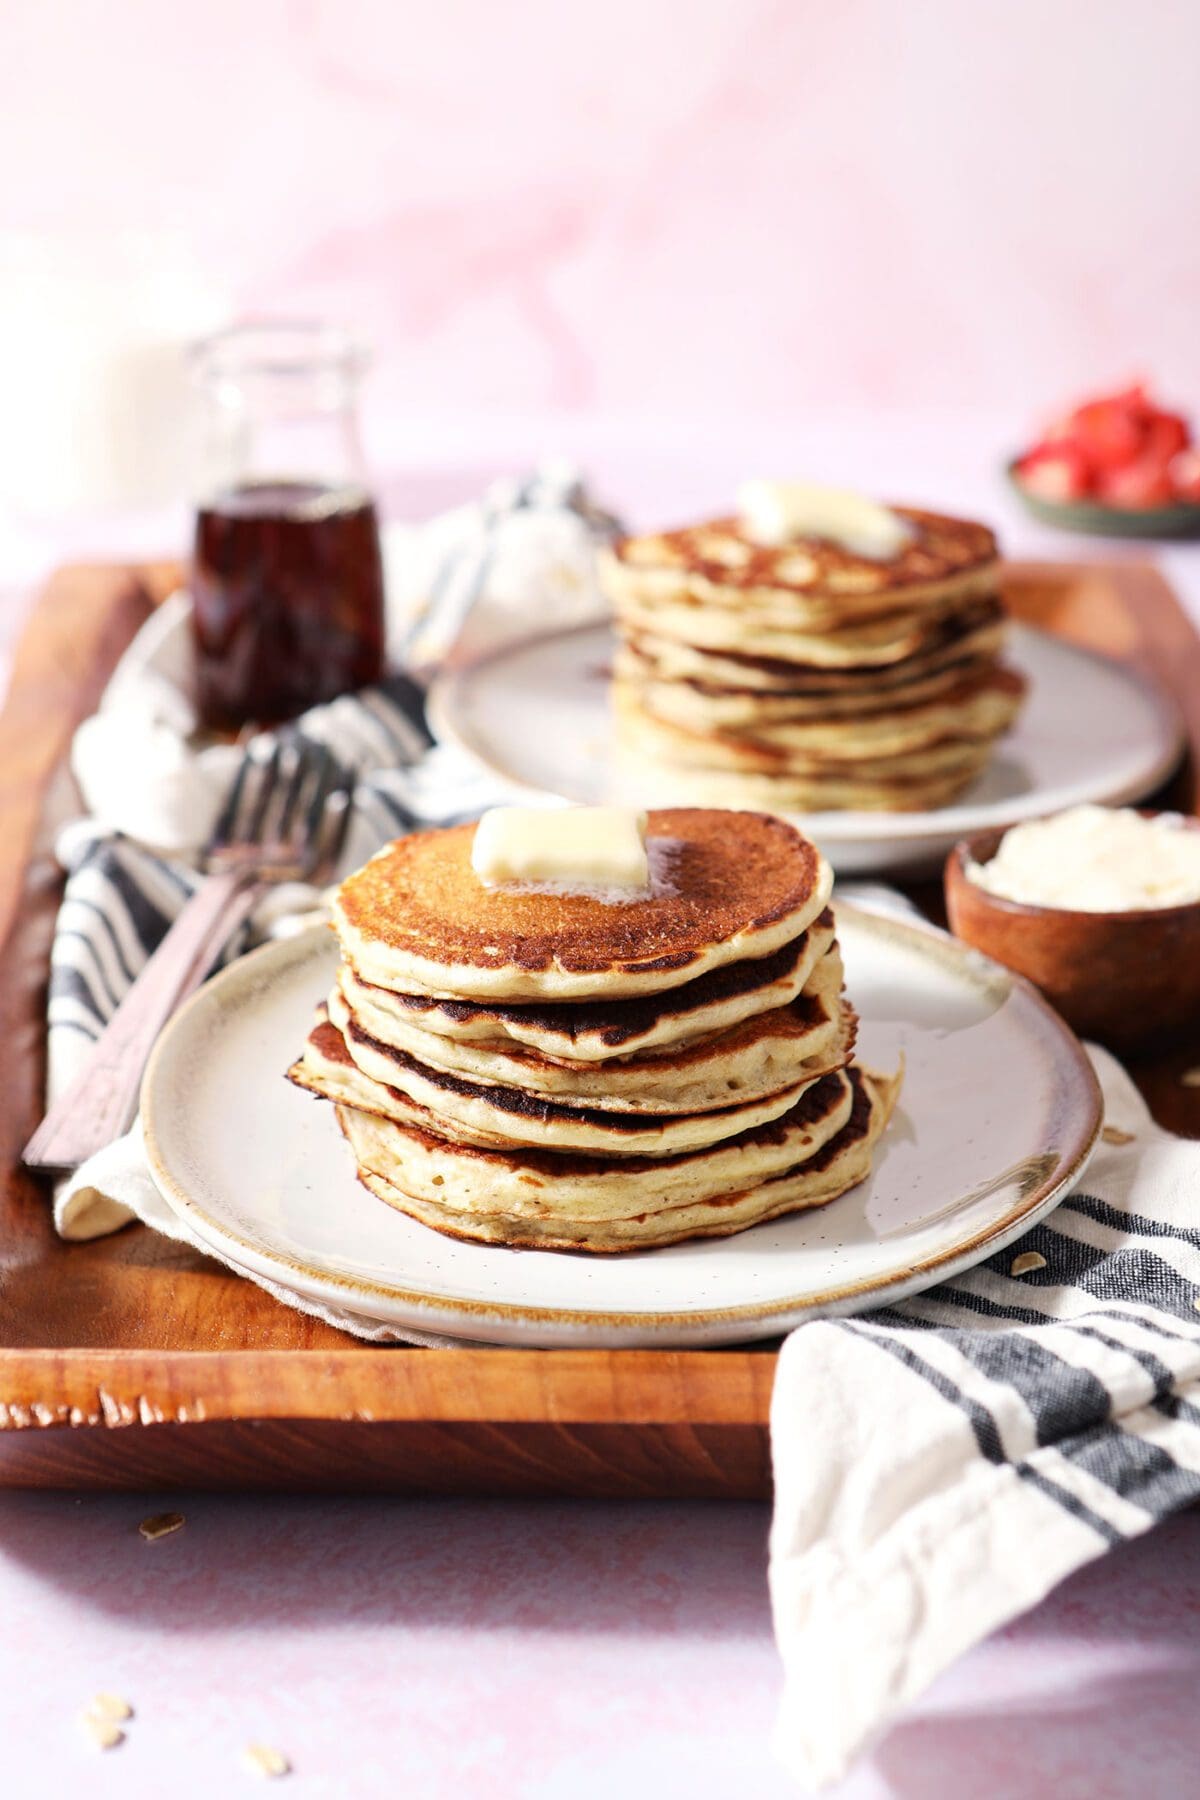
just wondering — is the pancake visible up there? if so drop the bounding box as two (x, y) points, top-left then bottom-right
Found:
(614, 741), (992, 813)
(611, 588), (991, 665)
(338, 1063), (858, 1224)
(343, 1064), (901, 1251)
(339, 910), (836, 1064)
(621, 666), (1026, 762)
(321, 988), (859, 1155)
(334, 940), (846, 1111)
(614, 688), (1003, 780)
(333, 807), (832, 1002)
(625, 599), (1008, 693)
(295, 806), (901, 1255)
(600, 508), (999, 628)
(289, 1022), (852, 1173)
(617, 648), (1007, 727)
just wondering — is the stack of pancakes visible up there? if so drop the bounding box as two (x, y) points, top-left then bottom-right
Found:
(602, 507), (1027, 812)
(288, 807), (900, 1252)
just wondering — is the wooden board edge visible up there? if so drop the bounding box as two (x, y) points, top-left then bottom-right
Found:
(0, 1416), (773, 1498)
(0, 554), (1194, 1479)
(0, 1347), (778, 1431)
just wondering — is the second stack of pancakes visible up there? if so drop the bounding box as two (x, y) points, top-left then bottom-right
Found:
(289, 807), (899, 1252)
(602, 506), (1027, 812)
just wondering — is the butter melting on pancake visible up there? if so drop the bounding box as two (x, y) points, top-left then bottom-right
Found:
(333, 807), (832, 1002)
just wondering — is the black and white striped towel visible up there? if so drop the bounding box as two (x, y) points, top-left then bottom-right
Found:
(769, 1041), (1200, 1787)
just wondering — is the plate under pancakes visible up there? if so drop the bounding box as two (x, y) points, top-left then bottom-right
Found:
(142, 907), (1103, 1346)
(425, 619), (1183, 875)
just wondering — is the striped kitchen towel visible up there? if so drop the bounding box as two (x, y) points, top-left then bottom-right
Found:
(769, 1041), (1200, 1788)
(49, 465), (611, 1240)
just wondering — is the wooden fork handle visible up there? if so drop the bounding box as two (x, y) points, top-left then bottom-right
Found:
(22, 868), (265, 1172)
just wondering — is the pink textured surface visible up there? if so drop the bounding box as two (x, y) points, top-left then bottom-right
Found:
(3, 0), (1199, 427)
(2, 1492), (1200, 1798)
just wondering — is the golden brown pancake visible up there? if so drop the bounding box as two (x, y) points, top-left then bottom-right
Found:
(624, 598), (1008, 693)
(333, 807), (832, 1002)
(611, 587), (993, 665)
(614, 684), (1013, 777)
(621, 665), (1026, 764)
(291, 1019), (858, 1207)
(333, 941), (846, 1111)
(338, 909), (836, 1063)
(617, 647), (1005, 726)
(341, 1065), (901, 1251)
(314, 992), (858, 1156)
(614, 737), (994, 812)
(293, 807), (902, 1254)
(601, 507), (999, 627)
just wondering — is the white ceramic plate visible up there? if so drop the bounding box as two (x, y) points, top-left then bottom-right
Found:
(426, 620), (1183, 875)
(142, 905), (1101, 1349)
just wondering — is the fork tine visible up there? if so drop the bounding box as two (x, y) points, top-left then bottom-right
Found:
(277, 738), (314, 839)
(245, 742), (283, 844)
(319, 784), (356, 879)
(207, 745), (255, 852)
(297, 748), (343, 871)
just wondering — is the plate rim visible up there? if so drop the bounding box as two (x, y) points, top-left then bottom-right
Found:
(141, 905), (1103, 1339)
(424, 615), (1184, 846)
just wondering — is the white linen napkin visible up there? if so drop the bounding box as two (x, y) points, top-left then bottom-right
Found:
(769, 1043), (1200, 1789)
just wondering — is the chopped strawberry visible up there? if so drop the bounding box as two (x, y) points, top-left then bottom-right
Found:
(1017, 441), (1091, 502)
(1145, 411), (1190, 462)
(1098, 453), (1176, 509)
(1019, 383), (1196, 509)
(1170, 449), (1200, 503)
(1068, 397), (1146, 472)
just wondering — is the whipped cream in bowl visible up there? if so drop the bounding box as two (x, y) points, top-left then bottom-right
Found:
(944, 805), (1200, 1052)
(964, 804), (1200, 915)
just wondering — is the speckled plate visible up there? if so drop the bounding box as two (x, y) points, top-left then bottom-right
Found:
(141, 905), (1101, 1348)
(425, 619), (1183, 875)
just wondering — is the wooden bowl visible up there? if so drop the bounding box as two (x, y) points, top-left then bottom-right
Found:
(944, 819), (1200, 1054)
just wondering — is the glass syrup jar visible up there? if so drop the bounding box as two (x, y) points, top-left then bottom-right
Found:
(189, 321), (386, 731)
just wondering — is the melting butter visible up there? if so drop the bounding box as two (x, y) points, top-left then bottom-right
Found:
(737, 479), (912, 560)
(471, 806), (650, 897)
(968, 805), (1200, 912)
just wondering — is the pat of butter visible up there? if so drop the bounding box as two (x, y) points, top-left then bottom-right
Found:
(737, 479), (912, 560)
(967, 805), (1200, 912)
(471, 806), (650, 896)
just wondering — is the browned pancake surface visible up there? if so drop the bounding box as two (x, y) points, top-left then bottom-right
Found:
(293, 1018), (853, 1176)
(613, 507), (997, 597)
(335, 807), (824, 978)
(354, 907), (834, 1050)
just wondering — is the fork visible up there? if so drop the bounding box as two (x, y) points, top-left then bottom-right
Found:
(23, 738), (353, 1172)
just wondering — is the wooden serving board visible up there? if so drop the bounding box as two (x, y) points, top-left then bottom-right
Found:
(1, 561), (1198, 1495)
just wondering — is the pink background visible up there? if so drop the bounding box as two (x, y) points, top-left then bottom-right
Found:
(4, 14), (1200, 1795)
(4, 0), (1199, 437)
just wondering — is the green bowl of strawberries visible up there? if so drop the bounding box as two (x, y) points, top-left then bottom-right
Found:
(1008, 382), (1200, 538)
